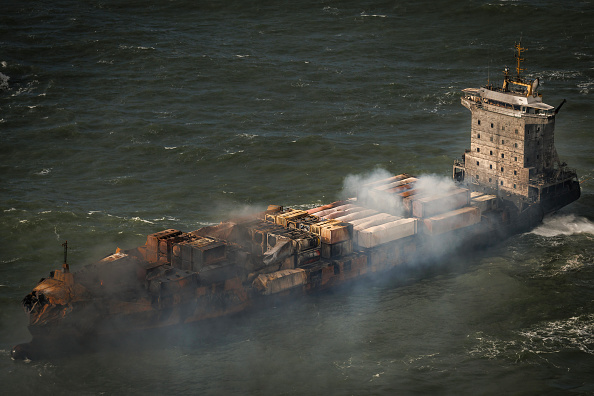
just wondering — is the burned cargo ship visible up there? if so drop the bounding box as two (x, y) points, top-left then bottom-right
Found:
(12, 44), (580, 359)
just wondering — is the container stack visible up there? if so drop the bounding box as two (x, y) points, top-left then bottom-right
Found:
(412, 188), (470, 218)
(470, 192), (498, 213)
(171, 237), (226, 272)
(145, 229), (186, 263)
(356, 218), (418, 248)
(405, 187), (481, 235)
(357, 174), (418, 216)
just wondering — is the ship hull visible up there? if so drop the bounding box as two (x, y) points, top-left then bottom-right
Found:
(14, 190), (579, 361)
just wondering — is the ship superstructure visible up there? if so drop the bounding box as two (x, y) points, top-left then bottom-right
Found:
(453, 43), (580, 215)
(12, 45), (581, 360)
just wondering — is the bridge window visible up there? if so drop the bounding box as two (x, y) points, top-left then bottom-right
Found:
(515, 129), (518, 134)
(514, 143), (518, 148)
(476, 161), (480, 166)
(478, 120), (481, 125)
(514, 157), (518, 161)
(477, 147), (480, 152)
(476, 174), (479, 180)
(500, 181), (503, 186)
(514, 184), (517, 189)
(477, 133), (481, 138)
(491, 123), (494, 128)
(490, 150), (493, 155)
(501, 167), (504, 172)
(501, 139), (505, 144)
(501, 154), (505, 159)
(490, 164), (493, 169)
(489, 178), (492, 182)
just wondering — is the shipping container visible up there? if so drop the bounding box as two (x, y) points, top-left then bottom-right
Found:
(423, 206), (481, 235)
(318, 223), (352, 244)
(412, 188), (470, 218)
(321, 239), (353, 259)
(471, 194), (497, 213)
(306, 200), (345, 215)
(332, 208), (377, 222)
(350, 213), (400, 230)
(252, 269), (307, 295)
(356, 218), (417, 248)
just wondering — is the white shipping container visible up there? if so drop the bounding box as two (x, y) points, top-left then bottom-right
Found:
(357, 218), (417, 248)
(325, 206), (366, 220)
(412, 188), (470, 218)
(423, 206), (481, 235)
(350, 213), (400, 229)
(314, 204), (357, 219)
(333, 209), (378, 222)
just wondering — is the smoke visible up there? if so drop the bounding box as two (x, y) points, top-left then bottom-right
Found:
(413, 174), (457, 197)
(210, 200), (268, 224)
(339, 169), (473, 267)
(531, 214), (594, 237)
(340, 168), (405, 216)
(339, 169), (459, 218)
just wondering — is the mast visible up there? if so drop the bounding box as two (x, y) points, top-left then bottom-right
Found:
(515, 42), (526, 80)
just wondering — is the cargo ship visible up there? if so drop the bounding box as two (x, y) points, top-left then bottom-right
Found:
(12, 44), (580, 360)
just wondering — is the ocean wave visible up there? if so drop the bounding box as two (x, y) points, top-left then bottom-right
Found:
(519, 315), (594, 355)
(151, 216), (179, 223)
(0, 71), (9, 91)
(531, 214), (594, 237)
(118, 45), (155, 51)
(360, 12), (387, 18)
(131, 217), (155, 224)
(34, 168), (52, 175)
(468, 315), (594, 362)
(577, 80), (593, 94)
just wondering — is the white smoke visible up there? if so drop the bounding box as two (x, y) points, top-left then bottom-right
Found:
(413, 174), (457, 197)
(338, 169), (473, 266)
(340, 169), (459, 218)
(340, 168), (405, 216)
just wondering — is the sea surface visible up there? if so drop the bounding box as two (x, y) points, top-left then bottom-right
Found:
(1, 1), (593, 394)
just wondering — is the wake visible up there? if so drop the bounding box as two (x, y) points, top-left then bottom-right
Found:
(531, 214), (594, 237)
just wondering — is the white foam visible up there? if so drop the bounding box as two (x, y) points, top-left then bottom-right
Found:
(131, 216), (155, 224)
(531, 214), (594, 237)
(35, 168), (52, 175)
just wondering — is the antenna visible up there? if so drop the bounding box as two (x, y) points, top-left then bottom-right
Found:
(515, 41), (526, 79)
(62, 240), (69, 273)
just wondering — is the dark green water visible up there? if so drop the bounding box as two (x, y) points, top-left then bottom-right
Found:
(1, 1), (593, 394)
